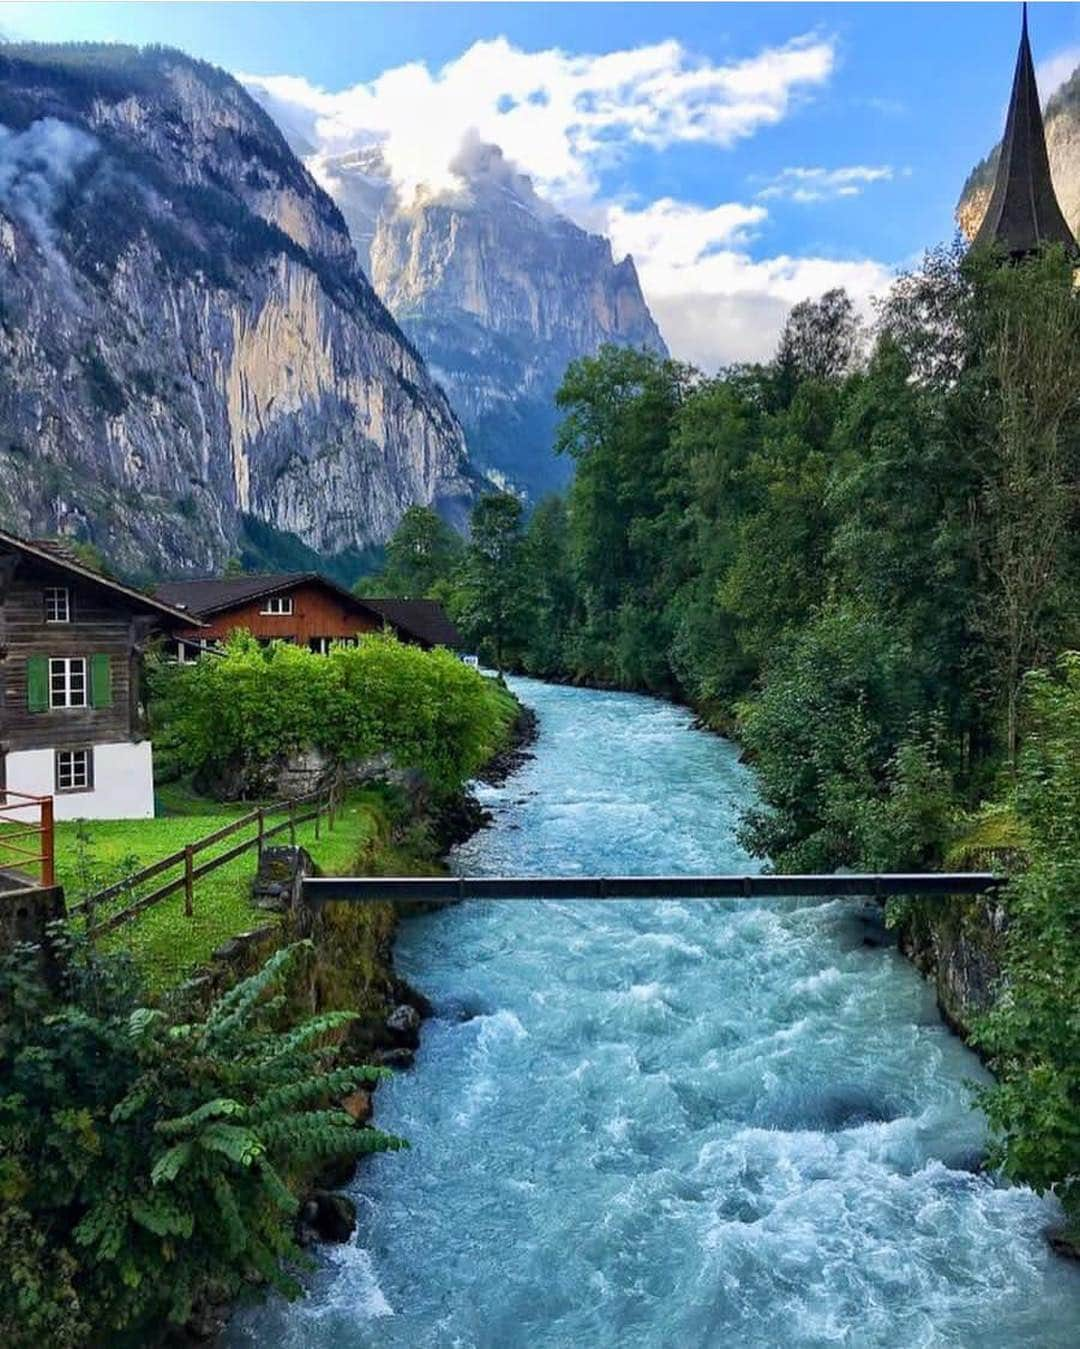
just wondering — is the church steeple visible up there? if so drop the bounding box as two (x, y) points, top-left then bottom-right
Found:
(973, 3), (1078, 257)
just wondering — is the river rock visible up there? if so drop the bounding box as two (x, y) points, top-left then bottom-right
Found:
(374, 1047), (415, 1070)
(385, 1003), (422, 1044)
(299, 1191), (357, 1245)
(1048, 1226), (1080, 1262)
(342, 1087), (374, 1124)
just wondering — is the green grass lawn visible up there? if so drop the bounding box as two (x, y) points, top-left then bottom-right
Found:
(56, 785), (387, 994)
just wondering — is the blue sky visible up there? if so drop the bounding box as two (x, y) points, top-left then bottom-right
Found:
(2, 3), (1078, 367)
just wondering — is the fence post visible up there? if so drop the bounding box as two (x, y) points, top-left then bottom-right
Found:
(184, 845), (194, 918)
(257, 808), (265, 859)
(40, 796), (55, 888)
(289, 798), (296, 846)
(314, 793), (321, 840)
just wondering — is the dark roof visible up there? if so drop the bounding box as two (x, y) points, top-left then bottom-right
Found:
(0, 528), (200, 626)
(974, 4), (1078, 258)
(155, 572), (321, 616)
(155, 571), (462, 647)
(362, 598), (464, 649)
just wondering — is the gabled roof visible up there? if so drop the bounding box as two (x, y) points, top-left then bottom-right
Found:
(974, 4), (1078, 258)
(0, 528), (202, 626)
(362, 597), (464, 649)
(155, 571), (462, 647)
(155, 572), (326, 617)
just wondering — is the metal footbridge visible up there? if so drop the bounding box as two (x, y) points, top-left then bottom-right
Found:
(303, 872), (1003, 906)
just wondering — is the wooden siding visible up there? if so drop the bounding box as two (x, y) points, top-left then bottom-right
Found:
(174, 580), (383, 647)
(0, 554), (141, 752)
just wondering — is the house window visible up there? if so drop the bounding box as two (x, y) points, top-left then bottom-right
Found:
(50, 657), (87, 708)
(260, 595), (294, 615)
(309, 637), (330, 654)
(45, 586), (71, 623)
(56, 748), (93, 793)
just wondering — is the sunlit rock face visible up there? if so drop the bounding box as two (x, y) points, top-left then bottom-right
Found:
(0, 46), (473, 576)
(317, 140), (668, 500)
(958, 64), (1080, 241)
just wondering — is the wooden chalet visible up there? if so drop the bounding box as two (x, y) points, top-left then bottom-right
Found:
(0, 530), (198, 820)
(155, 572), (463, 657)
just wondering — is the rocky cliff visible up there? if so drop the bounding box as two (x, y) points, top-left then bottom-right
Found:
(312, 140), (668, 500)
(958, 62), (1080, 240)
(0, 45), (474, 578)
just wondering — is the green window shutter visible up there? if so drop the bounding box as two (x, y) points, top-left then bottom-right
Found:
(90, 653), (113, 709)
(27, 655), (49, 712)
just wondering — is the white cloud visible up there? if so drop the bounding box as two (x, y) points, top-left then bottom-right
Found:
(605, 198), (893, 369)
(1037, 45), (1080, 102)
(241, 33), (834, 207)
(756, 164), (894, 204)
(243, 32), (894, 371)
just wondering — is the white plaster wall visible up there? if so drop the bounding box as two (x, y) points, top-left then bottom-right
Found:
(6, 740), (155, 820)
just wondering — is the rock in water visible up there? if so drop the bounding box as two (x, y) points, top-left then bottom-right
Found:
(299, 1191), (357, 1245)
(0, 45), (475, 575)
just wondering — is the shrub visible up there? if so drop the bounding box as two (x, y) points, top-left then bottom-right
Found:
(0, 936), (403, 1345)
(149, 631), (513, 796)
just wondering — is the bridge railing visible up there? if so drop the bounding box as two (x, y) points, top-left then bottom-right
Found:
(303, 872), (1005, 906)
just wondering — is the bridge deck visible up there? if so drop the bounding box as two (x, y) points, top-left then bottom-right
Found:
(302, 873), (1003, 905)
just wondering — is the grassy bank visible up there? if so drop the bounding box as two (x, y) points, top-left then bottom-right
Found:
(56, 785), (405, 992)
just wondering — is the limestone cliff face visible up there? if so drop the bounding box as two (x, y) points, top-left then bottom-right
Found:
(316, 142), (667, 499)
(958, 64), (1080, 240)
(0, 46), (473, 577)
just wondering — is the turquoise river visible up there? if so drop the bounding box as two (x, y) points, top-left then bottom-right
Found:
(233, 677), (1080, 1347)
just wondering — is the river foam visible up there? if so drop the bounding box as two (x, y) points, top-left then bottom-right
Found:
(230, 678), (1080, 1347)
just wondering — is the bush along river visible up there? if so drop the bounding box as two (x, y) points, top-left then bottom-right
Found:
(230, 678), (1080, 1347)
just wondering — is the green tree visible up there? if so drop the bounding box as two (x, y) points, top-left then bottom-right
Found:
(356, 505), (463, 602)
(455, 493), (529, 670)
(773, 287), (862, 404)
(519, 496), (575, 677)
(555, 345), (691, 689)
(975, 654), (1080, 1235)
(736, 603), (930, 871)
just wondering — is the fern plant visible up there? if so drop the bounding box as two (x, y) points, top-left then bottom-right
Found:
(0, 936), (404, 1345)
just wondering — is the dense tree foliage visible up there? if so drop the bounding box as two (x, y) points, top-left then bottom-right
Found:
(0, 938), (402, 1345)
(390, 241), (1080, 1227)
(150, 631), (514, 795)
(974, 657), (1080, 1230)
(354, 505), (463, 605)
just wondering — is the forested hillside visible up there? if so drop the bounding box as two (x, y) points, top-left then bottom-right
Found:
(370, 241), (1080, 1237)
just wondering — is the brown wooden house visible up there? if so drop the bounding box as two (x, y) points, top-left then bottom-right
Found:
(155, 573), (463, 657)
(0, 530), (198, 819)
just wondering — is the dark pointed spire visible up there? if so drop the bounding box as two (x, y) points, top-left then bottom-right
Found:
(973, 2), (1077, 257)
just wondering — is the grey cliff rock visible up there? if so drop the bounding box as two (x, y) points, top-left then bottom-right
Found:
(0, 45), (475, 576)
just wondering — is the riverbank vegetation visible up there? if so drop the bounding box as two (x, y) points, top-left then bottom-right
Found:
(0, 937), (404, 1347)
(0, 631), (521, 1342)
(377, 241), (1080, 1238)
(57, 788), (398, 991)
(150, 629), (518, 797)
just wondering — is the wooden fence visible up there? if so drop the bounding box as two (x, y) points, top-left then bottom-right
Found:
(0, 789), (55, 887)
(70, 782), (342, 940)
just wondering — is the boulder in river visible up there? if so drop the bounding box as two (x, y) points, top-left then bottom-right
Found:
(299, 1191), (357, 1245)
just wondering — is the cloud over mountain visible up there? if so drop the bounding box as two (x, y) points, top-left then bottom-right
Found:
(243, 31), (893, 371)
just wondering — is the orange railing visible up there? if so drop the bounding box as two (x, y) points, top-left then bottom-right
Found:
(0, 790), (55, 887)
